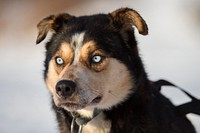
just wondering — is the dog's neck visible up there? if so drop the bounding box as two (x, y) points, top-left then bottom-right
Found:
(72, 108), (102, 126)
(70, 108), (111, 133)
(76, 108), (94, 118)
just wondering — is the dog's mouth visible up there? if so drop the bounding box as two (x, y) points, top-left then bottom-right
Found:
(89, 96), (102, 105)
(58, 96), (102, 111)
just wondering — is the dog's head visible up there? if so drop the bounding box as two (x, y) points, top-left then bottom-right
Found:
(36, 8), (148, 112)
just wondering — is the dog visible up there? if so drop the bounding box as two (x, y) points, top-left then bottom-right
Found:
(36, 8), (197, 133)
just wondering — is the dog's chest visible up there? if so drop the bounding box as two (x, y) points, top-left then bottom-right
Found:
(82, 113), (111, 133)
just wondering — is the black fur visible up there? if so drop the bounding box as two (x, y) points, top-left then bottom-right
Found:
(38, 8), (197, 133)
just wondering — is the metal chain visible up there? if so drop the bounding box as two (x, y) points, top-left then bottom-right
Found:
(71, 116), (83, 133)
(71, 117), (76, 133)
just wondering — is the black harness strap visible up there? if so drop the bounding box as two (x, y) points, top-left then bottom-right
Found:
(153, 79), (200, 116)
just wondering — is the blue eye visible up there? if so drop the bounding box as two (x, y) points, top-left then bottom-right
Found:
(56, 57), (64, 65)
(92, 55), (102, 63)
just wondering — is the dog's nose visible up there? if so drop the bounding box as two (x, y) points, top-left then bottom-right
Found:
(55, 80), (76, 98)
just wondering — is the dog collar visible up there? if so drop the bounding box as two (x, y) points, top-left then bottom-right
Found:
(70, 109), (102, 133)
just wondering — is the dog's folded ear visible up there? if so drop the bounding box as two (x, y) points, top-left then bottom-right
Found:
(109, 8), (148, 35)
(36, 13), (73, 44)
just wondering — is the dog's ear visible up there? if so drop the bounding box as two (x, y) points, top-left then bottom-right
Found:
(36, 13), (73, 44)
(109, 8), (148, 35)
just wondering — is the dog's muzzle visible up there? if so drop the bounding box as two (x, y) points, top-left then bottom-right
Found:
(55, 80), (76, 98)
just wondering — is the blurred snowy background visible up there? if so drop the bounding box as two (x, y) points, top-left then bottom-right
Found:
(0, 0), (200, 132)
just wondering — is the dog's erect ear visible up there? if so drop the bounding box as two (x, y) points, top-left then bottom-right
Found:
(36, 13), (73, 44)
(109, 8), (148, 35)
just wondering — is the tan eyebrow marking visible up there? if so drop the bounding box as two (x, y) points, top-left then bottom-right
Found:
(53, 42), (73, 73)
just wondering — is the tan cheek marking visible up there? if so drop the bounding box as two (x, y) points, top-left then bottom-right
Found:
(87, 58), (133, 109)
(101, 59), (133, 108)
(45, 61), (59, 94)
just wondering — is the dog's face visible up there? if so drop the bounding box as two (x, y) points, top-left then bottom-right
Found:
(36, 8), (148, 112)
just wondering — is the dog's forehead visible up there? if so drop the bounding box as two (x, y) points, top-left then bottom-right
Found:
(70, 32), (86, 49)
(59, 14), (111, 35)
(61, 32), (95, 52)
(62, 15), (114, 41)
(70, 32), (90, 64)
(56, 32), (97, 61)
(47, 14), (126, 61)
